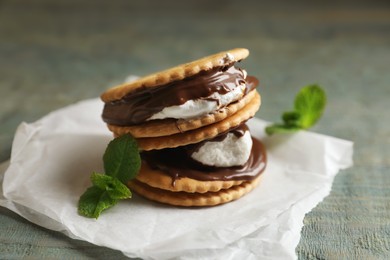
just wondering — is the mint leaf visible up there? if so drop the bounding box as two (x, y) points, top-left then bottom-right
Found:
(282, 111), (301, 126)
(78, 134), (141, 219)
(265, 124), (302, 135)
(78, 186), (118, 219)
(294, 84), (326, 128)
(103, 134), (141, 183)
(91, 172), (131, 200)
(266, 84), (326, 135)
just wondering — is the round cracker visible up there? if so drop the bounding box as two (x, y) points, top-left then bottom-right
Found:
(128, 176), (261, 207)
(133, 91), (261, 151)
(135, 161), (245, 193)
(101, 48), (249, 102)
(107, 89), (257, 138)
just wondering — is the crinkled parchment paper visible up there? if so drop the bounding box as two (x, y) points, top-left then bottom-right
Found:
(0, 98), (353, 259)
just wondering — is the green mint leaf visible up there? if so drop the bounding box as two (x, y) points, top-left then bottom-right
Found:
(78, 134), (141, 219)
(266, 84), (326, 135)
(103, 134), (141, 183)
(282, 111), (301, 126)
(91, 172), (131, 200)
(265, 124), (302, 135)
(78, 186), (118, 219)
(294, 84), (326, 129)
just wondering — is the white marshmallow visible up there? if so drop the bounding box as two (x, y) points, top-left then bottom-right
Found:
(147, 83), (245, 121)
(191, 131), (252, 167)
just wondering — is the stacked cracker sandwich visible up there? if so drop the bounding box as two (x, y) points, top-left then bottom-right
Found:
(101, 48), (267, 206)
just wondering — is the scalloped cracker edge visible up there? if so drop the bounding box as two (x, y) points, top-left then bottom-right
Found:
(108, 89), (258, 138)
(128, 176), (261, 207)
(134, 161), (245, 193)
(101, 48), (249, 102)
(130, 91), (260, 150)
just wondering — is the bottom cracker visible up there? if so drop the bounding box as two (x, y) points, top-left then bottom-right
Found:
(128, 176), (261, 207)
(135, 161), (245, 193)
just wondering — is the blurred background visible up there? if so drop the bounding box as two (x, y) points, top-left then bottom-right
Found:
(1, 0), (389, 160)
(0, 0), (389, 259)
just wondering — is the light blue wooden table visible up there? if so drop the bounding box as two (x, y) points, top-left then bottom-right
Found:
(1, 0), (389, 259)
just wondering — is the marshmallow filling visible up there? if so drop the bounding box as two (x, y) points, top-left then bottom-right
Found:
(140, 124), (267, 183)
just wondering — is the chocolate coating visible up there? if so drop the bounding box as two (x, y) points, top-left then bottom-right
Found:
(141, 136), (267, 184)
(102, 66), (258, 125)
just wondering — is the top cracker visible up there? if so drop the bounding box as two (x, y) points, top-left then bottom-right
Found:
(101, 48), (249, 102)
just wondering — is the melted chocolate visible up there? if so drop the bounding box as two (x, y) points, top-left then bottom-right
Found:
(245, 76), (259, 94)
(102, 66), (259, 126)
(141, 137), (267, 184)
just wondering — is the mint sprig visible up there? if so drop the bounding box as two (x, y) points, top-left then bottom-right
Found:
(266, 84), (326, 135)
(103, 133), (140, 183)
(78, 134), (140, 219)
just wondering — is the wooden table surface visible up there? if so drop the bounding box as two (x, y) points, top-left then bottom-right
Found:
(1, 0), (389, 259)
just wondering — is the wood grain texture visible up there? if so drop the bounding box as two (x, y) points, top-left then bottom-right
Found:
(0, 0), (389, 259)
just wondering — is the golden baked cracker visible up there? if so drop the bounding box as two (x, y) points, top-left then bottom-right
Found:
(134, 161), (244, 193)
(101, 48), (249, 102)
(107, 89), (257, 138)
(128, 176), (261, 207)
(133, 91), (261, 151)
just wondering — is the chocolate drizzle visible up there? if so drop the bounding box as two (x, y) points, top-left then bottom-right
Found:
(102, 66), (259, 126)
(141, 136), (267, 184)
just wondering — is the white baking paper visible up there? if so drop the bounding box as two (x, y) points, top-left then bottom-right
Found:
(0, 98), (353, 260)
